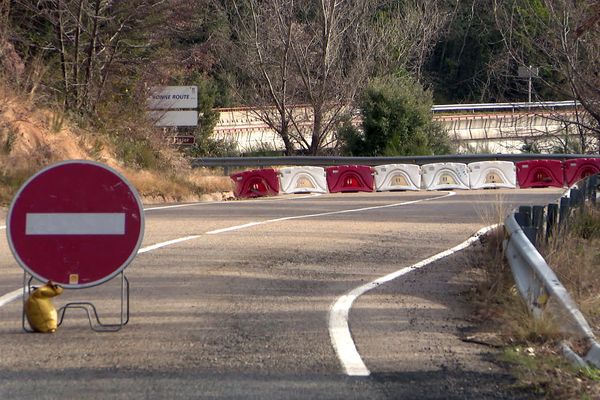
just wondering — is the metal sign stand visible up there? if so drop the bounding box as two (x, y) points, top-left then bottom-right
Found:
(22, 272), (130, 333)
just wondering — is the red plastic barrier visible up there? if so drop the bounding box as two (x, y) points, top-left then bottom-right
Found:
(230, 168), (280, 198)
(326, 165), (374, 193)
(516, 160), (564, 188)
(564, 158), (600, 186)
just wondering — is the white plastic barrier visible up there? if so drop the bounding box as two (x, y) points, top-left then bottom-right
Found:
(279, 166), (328, 194)
(468, 161), (516, 189)
(421, 163), (470, 190)
(374, 164), (421, 191)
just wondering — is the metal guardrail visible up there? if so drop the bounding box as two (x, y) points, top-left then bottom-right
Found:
(431, 100), (579, 113)
(192, 154), (599, 173)
(215, 100), (580, 114)
(504, 175), (600, 368)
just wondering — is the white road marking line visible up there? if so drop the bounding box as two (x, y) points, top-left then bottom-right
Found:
(206, 222), (265, 235)
(206, 192), (456, 234)
(222, 193), (323, 203)
(329, 224), (499, 377)
(0, 191), (452, 307)
(0, 237), (202, 308)
(137, 235), (201, 254)
(0, 289), (22, 308)
(25, 213), (125, 235)
(0, 225), (5, 230)
(144, 203), (209, 211)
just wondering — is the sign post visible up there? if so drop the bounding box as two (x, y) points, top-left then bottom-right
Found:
(7, 160), (145, 331)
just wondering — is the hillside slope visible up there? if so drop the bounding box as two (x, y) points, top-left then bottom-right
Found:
(0, 85), (232, 204)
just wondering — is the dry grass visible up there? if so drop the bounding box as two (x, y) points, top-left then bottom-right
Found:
(499, 345), (600, 399)
(466, 226), (563, 344)
(542, 206), (600, 335)
(474, 192), (512, 227)
(469, 199), (600, 343)
(464, 202), (600, 399)
(186, 168), (235, 194)
(0, 81), (235, 206)
(0, 167), (36, 205)
(124, 169), (233, 204)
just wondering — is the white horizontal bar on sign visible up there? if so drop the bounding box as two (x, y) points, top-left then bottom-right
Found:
(26, 213), (126, 235)
(148, 111), (198, 127)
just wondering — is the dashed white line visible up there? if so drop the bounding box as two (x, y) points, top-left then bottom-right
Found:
(206, 192), (456, 234)
(206, 222), (265, 235)
(0, 289), (22, 308)
(0, 191), (453, 308)
(329, 224), (499, 376)
(144, 203), (209, 211)
(137, 235), (202, 254)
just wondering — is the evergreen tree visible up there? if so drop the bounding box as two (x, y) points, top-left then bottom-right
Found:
(342, 74), (452, 156)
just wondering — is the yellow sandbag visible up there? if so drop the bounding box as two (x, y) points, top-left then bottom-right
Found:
(25, 281), (64, 333)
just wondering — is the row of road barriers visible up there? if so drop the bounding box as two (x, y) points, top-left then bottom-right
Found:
(504, 174), (600, 368)
(229, 158), (600, 198)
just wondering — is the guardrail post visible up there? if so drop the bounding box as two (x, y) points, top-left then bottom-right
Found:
(559, 197), (571, 230)
(515, 208), (537, 245)
(518, 206), (532, 224)
(570, 188), (583, 210)
(582, 177), (592, 200)
(224, 166), (230, 176)
(532, 205), (544, 246)
(589, 175), (598, 205)
(546, 203), (558, 241)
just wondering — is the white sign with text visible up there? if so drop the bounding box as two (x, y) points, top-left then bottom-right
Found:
(148, 86), (198, 110)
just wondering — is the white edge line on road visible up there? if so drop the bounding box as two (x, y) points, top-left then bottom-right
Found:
(329, 223), (499, 377)
(0, 191), (452, 307)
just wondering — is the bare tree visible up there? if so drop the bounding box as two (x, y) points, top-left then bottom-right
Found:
(494, 0), (600, 153)
(226, 0), (450, 155)
(0, 0), (25, 80)
(10, 0), (166, 112)
(289, 0), (383, 154)
(375, 0), (450, 81)
(226, 0), (368, 155)
(227, 0), (298, 155)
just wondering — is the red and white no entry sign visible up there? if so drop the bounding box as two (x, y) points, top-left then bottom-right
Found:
(7, 160), (145, 288)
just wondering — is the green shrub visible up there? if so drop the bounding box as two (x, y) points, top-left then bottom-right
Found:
(1, 127), (17, 154)
(0, 169), (34, 205)
(571, 207), (600, 240)
(342, 74), (452, 156)
(116, 137), (161, 170)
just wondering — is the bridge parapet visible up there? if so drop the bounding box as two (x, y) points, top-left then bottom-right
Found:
(212, 102), (584, 154)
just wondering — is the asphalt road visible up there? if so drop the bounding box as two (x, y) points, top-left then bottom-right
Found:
(0, 188), (563, 399)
